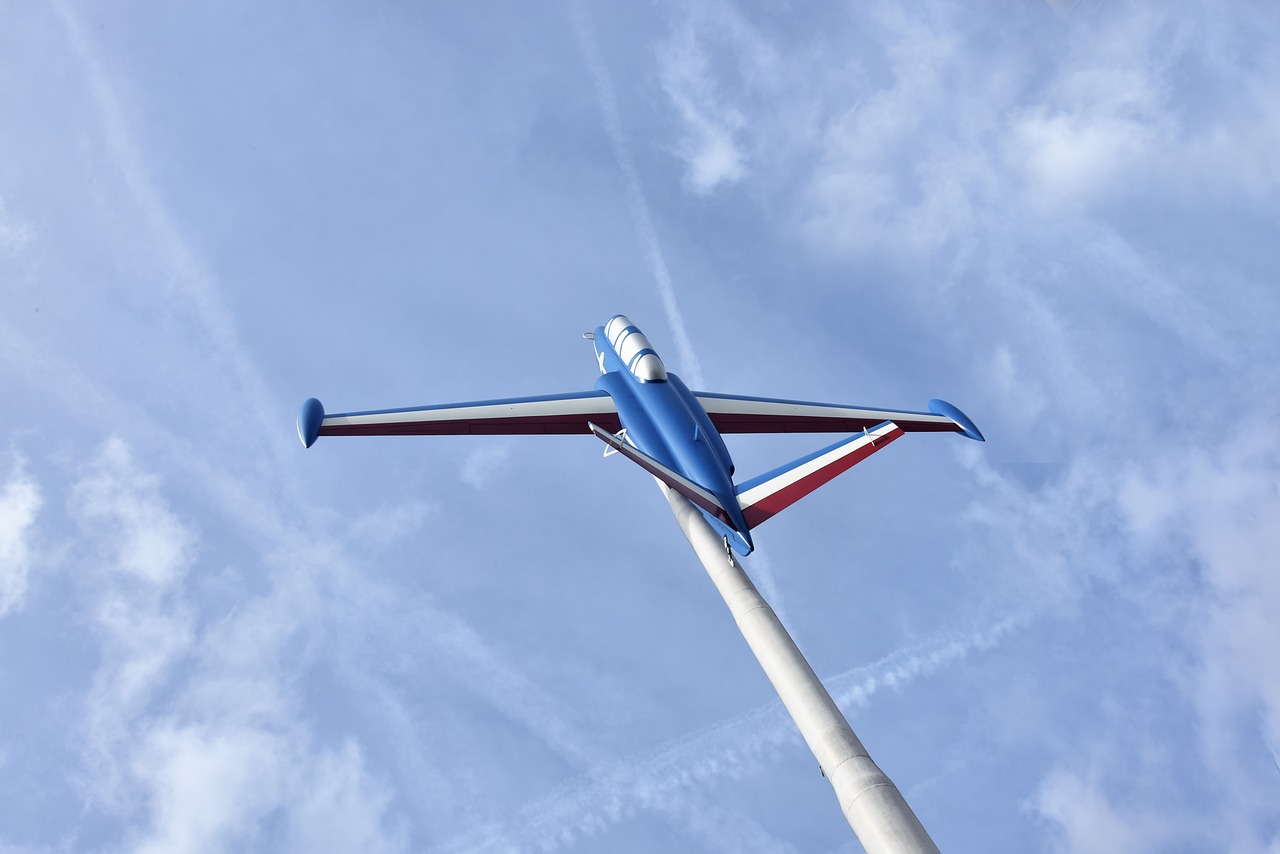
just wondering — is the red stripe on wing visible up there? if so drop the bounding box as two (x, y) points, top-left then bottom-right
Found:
(320, 413), (623, 437)
(740, 427), (904, 528)
(708, 413), (957, 435)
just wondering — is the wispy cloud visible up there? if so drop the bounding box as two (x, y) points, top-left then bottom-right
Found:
(346, 500), (438, 549)
(960, 410), (1280, 851)
(459, 444), (513, 490)
(0, 454), (41, 618)
(69, 438), (200, 812)
(125, 725), (406, 854)
(1121, 422), (1280, 826)
(0, 195), (32, 252)
(657, 24), (748, 194)
(654, 2), (820, 207)
(62, 438), (409, 853)
(1033, 768), (1174, 854)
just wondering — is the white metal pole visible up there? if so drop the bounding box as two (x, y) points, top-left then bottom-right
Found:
(661, 485), (940, 854)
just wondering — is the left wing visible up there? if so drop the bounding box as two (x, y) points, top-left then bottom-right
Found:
(297, 391), (620, 448)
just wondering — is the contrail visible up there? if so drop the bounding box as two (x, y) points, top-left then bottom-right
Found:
(432, 611), (1026, 854)
(52, 1), (284, 471)
(569, 0), (705, 388)
(569, 1), (799, 628)
(831, 612), (1024, 708)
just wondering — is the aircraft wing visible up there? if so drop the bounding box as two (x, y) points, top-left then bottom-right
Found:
(298, 391), (620, 448)
(693, 393), (985, 441)
(735, 421), (904, 528)
(586, 422), (740, 531)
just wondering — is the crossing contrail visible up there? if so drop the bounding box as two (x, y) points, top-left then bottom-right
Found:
(434, 611), (1026, 853)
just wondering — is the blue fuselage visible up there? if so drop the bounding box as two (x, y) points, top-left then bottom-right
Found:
(592, 322), (753, 551)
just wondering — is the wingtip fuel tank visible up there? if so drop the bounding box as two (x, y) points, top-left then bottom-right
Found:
(298, 398), (325, 448)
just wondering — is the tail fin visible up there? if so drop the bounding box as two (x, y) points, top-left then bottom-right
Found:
(735, 421), (904, 528)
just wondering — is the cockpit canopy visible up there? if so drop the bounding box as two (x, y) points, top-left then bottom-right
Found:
(605, 315), (668, 382)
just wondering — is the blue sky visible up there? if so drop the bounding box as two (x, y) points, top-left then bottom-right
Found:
(2, 1), (1278, 851)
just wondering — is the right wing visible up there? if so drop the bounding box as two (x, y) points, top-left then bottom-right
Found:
(694, 393), (984, 441)
(297, 391), (620, 447)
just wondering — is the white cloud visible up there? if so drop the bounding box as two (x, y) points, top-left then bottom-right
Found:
(960, 449), (1124, 607)
(0, 456), (41, 618)
(68, 439), (198, 809)
(128, 723), (287, 854)
(1033, 769), (1172, 854)
(1007, 12), (1170, 211)
(1012, 108), (1156, 209)
(459, 445), (512, 490)
(797, 7), (977, 257)
(126, 726), (405, 854)
(963, 412), (1280, 851)
(658, 25), (747, 194)
(59, 439), (408, 852)
(283, 741), (405, 854)
(347, 499), (438, 548)
(72, 438), (196, 587)
(1118, 422), (1280, 827)
(691, 2), (1280, 265)
(1014, 5), (1280, 211)
(656, 1), (829, 202)
(0, 195), (32, 254)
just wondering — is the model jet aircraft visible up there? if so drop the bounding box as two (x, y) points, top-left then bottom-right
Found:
(297, 314), (983, 556)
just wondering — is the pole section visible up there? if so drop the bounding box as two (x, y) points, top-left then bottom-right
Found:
(661, 486), (940, 854)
